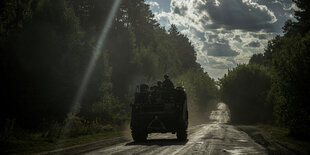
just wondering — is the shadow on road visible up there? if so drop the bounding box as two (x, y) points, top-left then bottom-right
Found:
(125, 139), (188, 146)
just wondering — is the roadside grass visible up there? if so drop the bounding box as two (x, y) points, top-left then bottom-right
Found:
(258, 124), (310, 153)
(0, 130), (124, 154)
(1, 114), (131, 154)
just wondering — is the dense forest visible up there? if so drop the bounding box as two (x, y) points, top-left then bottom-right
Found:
(2, 0), (309, 153)
(0, 0), (218, 145)
(220, 0), (310, 139)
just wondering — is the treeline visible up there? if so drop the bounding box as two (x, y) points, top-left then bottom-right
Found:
(219, 64), (272, 124)
(220, 0), (310, 139)
(0, 0), (218, 137)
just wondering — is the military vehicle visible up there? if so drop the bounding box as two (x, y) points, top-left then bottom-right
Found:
(130, 83), (188, 142)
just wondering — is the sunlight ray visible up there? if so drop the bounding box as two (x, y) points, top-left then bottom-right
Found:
(60, 0), (122, 140)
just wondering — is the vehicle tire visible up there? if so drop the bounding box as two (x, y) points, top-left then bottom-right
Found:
(177, 128), (187, 141)
(131, 129), (147, 142)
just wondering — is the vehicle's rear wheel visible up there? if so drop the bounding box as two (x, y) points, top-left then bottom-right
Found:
(177, 128), (187, 141)
(131, 129), (147, 142)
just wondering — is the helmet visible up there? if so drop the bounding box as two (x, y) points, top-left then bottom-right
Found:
(164, 74), (169, 79)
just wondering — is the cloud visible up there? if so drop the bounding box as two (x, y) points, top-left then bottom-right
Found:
(289, 3), (301, 11)
(207, 34), (219, 42)
(208, 58), (229, 69)
(172, 5), (188, 16)
(146, 0), (295, 79)
(245, 41), (261, 48)
(254, 0), (296, 32)
(198, 56), (238, 78)
(197, 0), (277, 32)
(203, 39), (239, 57)
(251, 33), (268, 40)
(146, 1), (159, 7)
(233, 35), (242, 42)
(145, 1), (160, 11)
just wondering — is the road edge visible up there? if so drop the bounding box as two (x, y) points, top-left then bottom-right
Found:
(236, 125), (304, 155)
(36, 136), (130, 155)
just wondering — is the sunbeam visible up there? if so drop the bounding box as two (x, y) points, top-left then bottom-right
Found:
(61, 0), (122, 139)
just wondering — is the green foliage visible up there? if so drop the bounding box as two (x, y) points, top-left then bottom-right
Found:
(0, 118), (122, 154)
(63, 114), (115, 138)
(1, 0), (87, 127)
(176, 68), (218, 107)
(258, 125), (310, 154)
(245, 0), (310, 139)
(1, 0), (218, 146)
(268, 33), (310, 138)
(219, 64), (272, 124)
(0, 0), (33, 37)
(89, 94), (128, 126)
(290, 0), (310, 35)
(249, 53), (265, 65)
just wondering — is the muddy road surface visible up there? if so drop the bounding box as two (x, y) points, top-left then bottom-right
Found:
(84, 103), (266, 155)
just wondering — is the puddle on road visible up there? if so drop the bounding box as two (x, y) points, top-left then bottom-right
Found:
(236, 139), (248, 142)
(206, 103), (266, 154)
(223, 146), (260, 154)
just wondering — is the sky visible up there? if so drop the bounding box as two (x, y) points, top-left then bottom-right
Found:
(145, 0), (298, 79)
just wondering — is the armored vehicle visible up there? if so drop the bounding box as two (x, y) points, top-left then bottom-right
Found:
(130, 83), (188, 142)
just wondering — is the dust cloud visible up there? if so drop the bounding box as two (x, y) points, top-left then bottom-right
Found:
(188, 100), (219, 126)
(209, 102), (230, 123)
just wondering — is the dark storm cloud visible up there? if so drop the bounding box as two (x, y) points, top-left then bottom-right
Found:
(197, 0), (277, 32)
(245, 41), (261, 48)
(203, 39), (239, 57)
(233, 35), (242, 42)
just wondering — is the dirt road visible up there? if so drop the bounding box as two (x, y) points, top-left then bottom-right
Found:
(83, 103), (266, 155)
